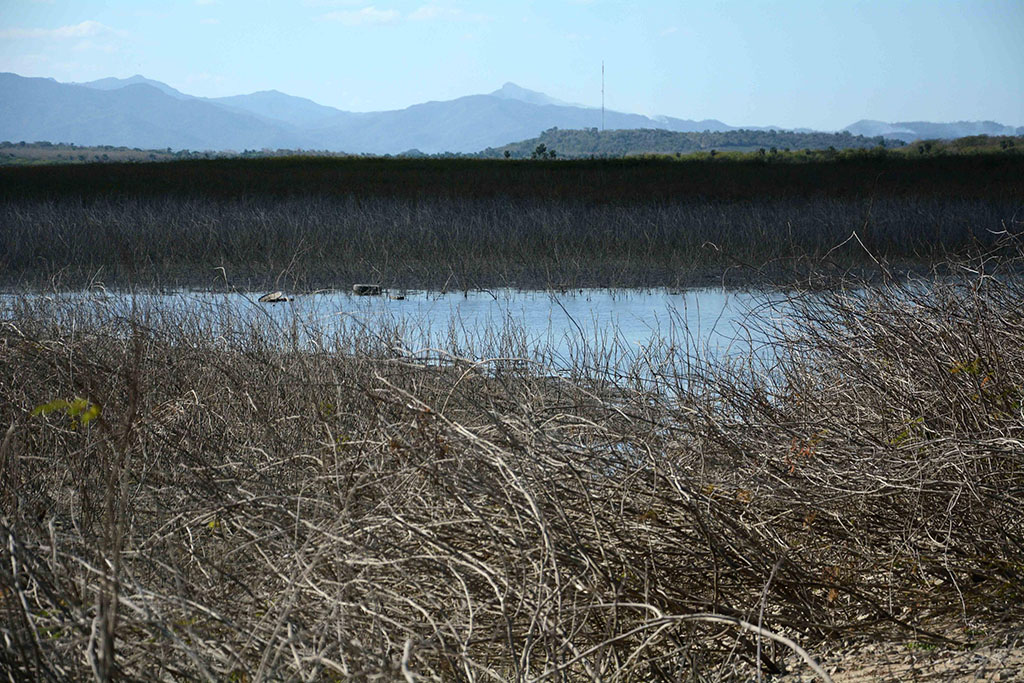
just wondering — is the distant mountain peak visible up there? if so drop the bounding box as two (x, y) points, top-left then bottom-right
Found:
(76, 74), (192, 100)
(208, 89), (347, 127)
(494, 82), (532, 95)
(489, 82), (569, 107)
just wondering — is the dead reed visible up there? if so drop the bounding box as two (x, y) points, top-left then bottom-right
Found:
(1, 194), (1020, 291)
(2, 242), (1023, 680)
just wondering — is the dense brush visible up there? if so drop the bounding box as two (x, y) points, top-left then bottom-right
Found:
(2, 240), (1023, 680)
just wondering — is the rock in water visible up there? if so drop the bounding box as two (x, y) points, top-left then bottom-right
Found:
(352, 284), (382, 296)
(258, 291), (289, 303)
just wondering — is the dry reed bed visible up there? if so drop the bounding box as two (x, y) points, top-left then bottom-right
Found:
(2, 252), (1023, 680)
(1, 194), (1020, 290)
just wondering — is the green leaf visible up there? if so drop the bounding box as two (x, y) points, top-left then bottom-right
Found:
(31, 399), (71, 417)
(80, 403), (101, 427)
(31, 396), (101, 427)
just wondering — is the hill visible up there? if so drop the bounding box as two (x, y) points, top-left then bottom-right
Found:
(482, 127), (898, 158)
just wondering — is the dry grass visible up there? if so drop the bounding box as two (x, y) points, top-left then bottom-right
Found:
(2, 242), (1023, 680)
(1, 194), (1019, 291)
(2, 157), (1022, 291)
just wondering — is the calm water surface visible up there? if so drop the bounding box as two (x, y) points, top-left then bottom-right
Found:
(13, 288), (791, 371)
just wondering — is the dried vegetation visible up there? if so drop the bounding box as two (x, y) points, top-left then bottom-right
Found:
(2, 154), (1022, 291)
(2, 242), (1024, 680)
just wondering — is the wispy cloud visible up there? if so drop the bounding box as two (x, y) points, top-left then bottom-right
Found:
(321, 4), (487, 26)
(659, 26), (678, 36)
(408, 5), (461, 21)
(0, 20), (122, 40)
(322, 6), (400, 25)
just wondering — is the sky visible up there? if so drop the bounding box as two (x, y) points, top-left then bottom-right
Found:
(1, 0), (1022, 130)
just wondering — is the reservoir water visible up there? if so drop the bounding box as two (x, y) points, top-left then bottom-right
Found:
(6, 287), (790, 378)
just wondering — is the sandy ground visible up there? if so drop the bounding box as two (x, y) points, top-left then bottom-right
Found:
(774, 634), (1024, 682)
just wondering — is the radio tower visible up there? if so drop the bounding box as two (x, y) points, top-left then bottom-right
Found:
(601, 61), (605, 132)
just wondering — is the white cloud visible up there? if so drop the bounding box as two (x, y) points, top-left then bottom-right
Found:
(659, 26), (678, 36)
(200, 18), (220, 25)
(319, 4), (486, 26)
(0, 20), (121, 40)
(322, 6), (400, 25)
(408, 5), (461, 21)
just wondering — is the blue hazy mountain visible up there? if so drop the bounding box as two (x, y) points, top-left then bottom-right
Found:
(75, 74), (193, 100)
(489, 82), (576, 107)
(1, 73), (310, 150)
(76, 76), (349, 128)
(207, 91), (351, 128)
(1, 72), (737, 152)
(305, 94), (741, 153)
(843, 119), (1020, 142)
(2, 72), (1019, 153)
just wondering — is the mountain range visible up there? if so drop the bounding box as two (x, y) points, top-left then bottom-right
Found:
(844, 119), (1021, 141)
(1, 72), (1020, 154)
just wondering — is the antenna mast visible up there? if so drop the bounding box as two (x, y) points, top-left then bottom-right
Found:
(601, 61), (605, 131)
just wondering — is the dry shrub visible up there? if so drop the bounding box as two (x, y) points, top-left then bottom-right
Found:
(2, 243), (1023, 680)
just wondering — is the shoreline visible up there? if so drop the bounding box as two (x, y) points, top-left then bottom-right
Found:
(0, 261), (1004, 295)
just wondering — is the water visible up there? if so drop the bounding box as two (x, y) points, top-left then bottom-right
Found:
(5, 287), (789, 378)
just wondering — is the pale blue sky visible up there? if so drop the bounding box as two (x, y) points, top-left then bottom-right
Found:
(1, 0), (1021, 130)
